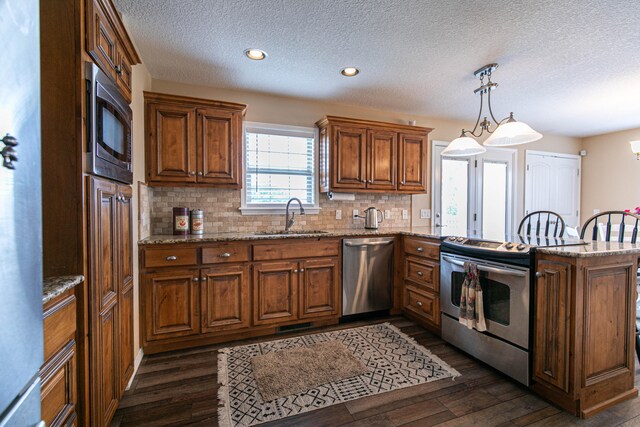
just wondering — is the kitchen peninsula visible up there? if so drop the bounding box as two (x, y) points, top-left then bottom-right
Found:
(138, 228), (639, 419)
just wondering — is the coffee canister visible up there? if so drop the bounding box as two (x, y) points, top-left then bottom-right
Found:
(173, 207), (189, 235)
(190, 209), (204, 235)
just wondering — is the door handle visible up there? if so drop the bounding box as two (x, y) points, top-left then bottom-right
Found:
(344, 241), (393, 247)
(442, 256), (528, 277)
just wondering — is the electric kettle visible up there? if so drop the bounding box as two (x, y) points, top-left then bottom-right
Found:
(363, 207), (384, 229)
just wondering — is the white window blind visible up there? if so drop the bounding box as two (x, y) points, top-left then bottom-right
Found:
(243, 124), (317, 211)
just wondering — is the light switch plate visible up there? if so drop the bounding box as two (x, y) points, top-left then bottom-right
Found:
(420, 209), (431, 219)
(353, 209), (359, 219)
(384, 209), (391, 219)
(402, 209), (409, 220)
(335, 209), (342, 220)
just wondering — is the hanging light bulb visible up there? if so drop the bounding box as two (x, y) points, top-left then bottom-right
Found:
(443, 63), (542, 155)
(442, 131), (487, 157)
(483, 113), (542, 146)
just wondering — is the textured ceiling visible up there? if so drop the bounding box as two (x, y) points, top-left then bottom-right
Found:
(114, 0), (640, 137)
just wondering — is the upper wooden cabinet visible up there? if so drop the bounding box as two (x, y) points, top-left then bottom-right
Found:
(85, 0), (140, 102)
(317, 116), (432, 194)
(144, 92), (246, 188)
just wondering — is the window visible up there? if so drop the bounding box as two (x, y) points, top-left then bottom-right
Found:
(433, 141), (516, 240)
(241, 122), (319, 214)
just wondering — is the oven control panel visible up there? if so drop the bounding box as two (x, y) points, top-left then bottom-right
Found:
(444, 236), (532, 253)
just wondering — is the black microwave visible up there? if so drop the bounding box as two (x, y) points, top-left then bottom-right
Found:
(86, 62), (133, 184)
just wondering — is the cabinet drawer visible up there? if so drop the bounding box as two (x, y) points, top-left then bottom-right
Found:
(144, 247), (198, 268)
(404, 257), (439, 293)
(43, 294), (76, 362)
(253, 239), (339, 261)
(404, 237), (439, 260)
(404, 287), (440, 326)
(202, 242), (250, 264)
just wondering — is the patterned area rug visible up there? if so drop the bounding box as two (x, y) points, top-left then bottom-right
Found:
(217, 322), (460, 427)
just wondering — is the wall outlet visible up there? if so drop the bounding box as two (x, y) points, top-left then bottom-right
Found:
(335, 209), (342, 220)
(402, 209), (409, 220)
(353, 209), (359, 219)
(420, 209), (431, 219)
(384, 209), (391, 219)
(593, 208), (600, 214)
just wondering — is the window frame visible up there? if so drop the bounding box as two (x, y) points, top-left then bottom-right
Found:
(240, 121), (321, 215)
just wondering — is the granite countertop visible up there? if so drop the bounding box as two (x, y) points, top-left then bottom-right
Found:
(536, 240), (640, 258)
(138, 226), (445, 245)
(43, 275), (84, 304)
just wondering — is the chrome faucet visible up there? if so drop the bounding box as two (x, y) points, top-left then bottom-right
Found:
(285, 198), (305, 232)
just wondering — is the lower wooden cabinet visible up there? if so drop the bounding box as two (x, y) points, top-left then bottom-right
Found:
(201, 265), (250, 332)
(404, 286), (440, 327)
(139, 239), (341, 353)
(532, 253), (638, 418)
(41, 289), (78, 427)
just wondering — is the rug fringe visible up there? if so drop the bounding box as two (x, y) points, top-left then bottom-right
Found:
(217, 347), (233, 427)
(382, 322), (461, 380)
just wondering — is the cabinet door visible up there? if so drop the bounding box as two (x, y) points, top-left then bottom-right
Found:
(88, 177), (120, 426)
(143, 270), (200, 341)
(367, 129), (397, 190)
(147, 103), (197, 183)
(197, 108), (241, 187)
(533, 259), (571, 393)
(116, 185), (134, 393)
(299, 258), (340, 319)
(332, 125), (367, 189)
(398, 132), (428, 192)
(115, 46), (133, 102)
(253, 261), (298, 325)
(86, 0), (117, 80)
(41, 343), (77, 427)
(201, 265), (250, 332)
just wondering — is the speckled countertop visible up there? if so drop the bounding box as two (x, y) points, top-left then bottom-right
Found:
(43, 275), (84, 304)
(138, 226), (444, 245)
(536, 240), (640, 258)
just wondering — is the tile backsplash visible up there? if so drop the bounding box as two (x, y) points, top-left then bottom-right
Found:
(149, 187), (411, 235)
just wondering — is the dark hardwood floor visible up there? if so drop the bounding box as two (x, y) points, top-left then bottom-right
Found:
(111, 317), (640, 427)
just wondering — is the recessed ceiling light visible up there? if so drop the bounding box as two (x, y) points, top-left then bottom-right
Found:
(244, 48), (267, 60)
(341, 67), (360, 77)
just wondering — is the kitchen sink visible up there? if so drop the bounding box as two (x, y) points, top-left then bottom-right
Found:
(254, 230), (329, 235)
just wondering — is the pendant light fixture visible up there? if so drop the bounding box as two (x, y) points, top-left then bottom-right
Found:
(442, 63), (542, 157)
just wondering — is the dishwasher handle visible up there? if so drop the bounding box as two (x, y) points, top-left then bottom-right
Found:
(344, 240), (394, 247)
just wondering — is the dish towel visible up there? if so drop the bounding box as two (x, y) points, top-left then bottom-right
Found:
(459, 262), (487, 332)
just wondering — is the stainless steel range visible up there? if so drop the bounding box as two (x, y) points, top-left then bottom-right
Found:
(439, 235), (585, 386)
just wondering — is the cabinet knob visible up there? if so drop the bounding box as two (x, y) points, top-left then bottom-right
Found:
(193, 277), (199, 282)
(197, 171), (203, 176)
(401, 181), (405, 185)
(293, 269), (298, 273)
(417, 271), (423, 276)
(416, 247), (424, 252)
(189, 171), (195, 176)
(535, 272), (543, 278)
(219, 252), (231, 258)
(166, 256), (177, 261)
(299, 268), (305, 272)
(416, 301), (423, 307)
(201, 277), (207, 281)
(115, 65), (122, 75)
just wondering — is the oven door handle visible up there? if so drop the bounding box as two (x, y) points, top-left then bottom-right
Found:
(442, 256), (528, 278)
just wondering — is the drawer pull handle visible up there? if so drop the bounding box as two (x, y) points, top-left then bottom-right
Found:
(166, 256), (177, 261)
(417, 271), (423, 276)
(219, 252), (232, 258)
(416, 247), (424, 252)
(416, 301), (423, 307)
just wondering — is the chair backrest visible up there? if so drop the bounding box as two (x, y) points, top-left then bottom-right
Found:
(518, 210), (566, 238)
(580, 211), (640, 243)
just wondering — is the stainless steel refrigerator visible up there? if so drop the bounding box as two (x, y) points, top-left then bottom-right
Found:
(0, 0), (44, 425)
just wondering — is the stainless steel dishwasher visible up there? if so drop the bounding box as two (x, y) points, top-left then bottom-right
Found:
(342, 237), (394, 316)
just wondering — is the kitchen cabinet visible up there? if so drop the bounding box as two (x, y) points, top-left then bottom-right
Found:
(85, 0), (140, 102)
(532, 252), (638, 418)
(139, 238), (341, 354)
(317, 116), (432, 194)
(41, 289), (78, 427)
(87, 176), (134, 425)
(144, 92), (246, 188)
(401, 236), (441, 332)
